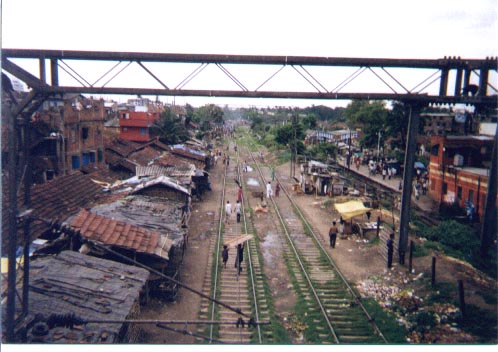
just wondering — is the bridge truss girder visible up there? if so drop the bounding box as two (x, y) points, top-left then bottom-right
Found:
(2, 49), (497, 107)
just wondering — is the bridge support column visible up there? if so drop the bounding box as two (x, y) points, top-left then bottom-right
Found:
(398, 104), (422, 265)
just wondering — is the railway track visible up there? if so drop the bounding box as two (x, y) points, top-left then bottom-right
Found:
(248, 147), (388, 344)
(196, 143), (271, 344)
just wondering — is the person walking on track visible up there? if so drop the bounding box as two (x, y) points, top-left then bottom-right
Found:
(225, 200), (232, 223)
(329, 221), (338, 248)
(222, 245), (229, 268)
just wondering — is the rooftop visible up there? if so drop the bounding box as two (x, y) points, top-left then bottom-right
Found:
(22, 250), (149, 343)
(68, 209), (173, 260)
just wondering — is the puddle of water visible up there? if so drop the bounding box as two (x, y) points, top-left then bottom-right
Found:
(260, 230), (283, 269)
(246, 178), (260, 187)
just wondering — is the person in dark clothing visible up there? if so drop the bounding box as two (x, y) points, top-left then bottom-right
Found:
(329, 221), (338, 248)
(235, 243), (244, 273)
(222, 245), (229, 268)
(387, 233), (394, 269)
(366, 211), (371, 221)
(275, 182), (280, 197)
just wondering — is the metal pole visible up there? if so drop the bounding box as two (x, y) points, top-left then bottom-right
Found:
(376, 216), (380, 238)
(398, 104), (421, 265)
(5, 99), (18, 342)
(480, 123), (497, 256)
(22, 113), (33, 316)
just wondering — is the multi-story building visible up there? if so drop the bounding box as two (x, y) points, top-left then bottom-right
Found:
(30, 95), (106, 182)
(428, 133), (495, 220)
(119, 98), (162, 142)
(420, 111), (478, 136)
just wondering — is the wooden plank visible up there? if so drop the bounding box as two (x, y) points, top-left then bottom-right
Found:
(223, 234), (254, 248)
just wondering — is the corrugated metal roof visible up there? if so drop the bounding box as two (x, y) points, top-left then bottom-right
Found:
(132, 175), (190, 196)
(24, 251), (149, 343)
(136, 164), (196, 178)
(69, 209), (172, 260)
(171, 144), (207, 161)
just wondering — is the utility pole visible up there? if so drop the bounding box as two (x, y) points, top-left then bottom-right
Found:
(398, 104), (422, 265)
(480, 123), (497, 257)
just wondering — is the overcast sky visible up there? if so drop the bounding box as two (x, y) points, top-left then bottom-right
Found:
(2, 0), (497, 108)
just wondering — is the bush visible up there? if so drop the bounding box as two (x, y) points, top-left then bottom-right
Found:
(461, 304), (498, 341)
(423, 220), (479, 255)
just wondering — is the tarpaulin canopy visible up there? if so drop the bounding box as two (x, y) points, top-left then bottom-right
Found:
(334, 200), (372, 221)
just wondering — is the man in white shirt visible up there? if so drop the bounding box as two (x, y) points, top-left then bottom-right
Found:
(225, 201), (232, 223)
(266, 181), (273, 198)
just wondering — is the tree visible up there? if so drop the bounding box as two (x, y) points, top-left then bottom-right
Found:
(385, 101), (409, 151)
(274, 120), (305, 146)
(185, 103), (194, 127)
(193, 104), (224, 130)
(152, 106), (189, 144)
(345, 100), (388, 149)
(303, 113), (317, 129)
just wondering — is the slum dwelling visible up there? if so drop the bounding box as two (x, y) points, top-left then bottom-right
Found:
(10, 250), (149, 343)
(69, 175), (191, 300)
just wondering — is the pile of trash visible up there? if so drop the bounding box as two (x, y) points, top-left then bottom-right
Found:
(357, 269), (476, 343)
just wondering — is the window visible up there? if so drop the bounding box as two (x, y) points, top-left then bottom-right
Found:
(71, 155), (80, 169)
(140, 128), (146, 135)
(82, 127), (89, 140)
(431, 144), (439, 156)
(468, 190), (474, 203)
(442, 182), (447, 195)
(457, 186), (462, 200)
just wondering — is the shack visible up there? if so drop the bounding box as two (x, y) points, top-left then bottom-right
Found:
(84, 176), (190, 299)
(14, 251), (149, 343)
(334, 200), (380, 238)
(300, 160), (342, 196)
(68, 209), (180, 300)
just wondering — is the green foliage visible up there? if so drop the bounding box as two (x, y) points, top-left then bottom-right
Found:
(303, 105), (346, 121)
(461, 304), (498, 341)
(193, 104), (224, 130)
(422, 240), (445, 252)
(306, 143), (337, 161)
(344, 100), (388, 149)
(302, 113), (317, 129)
(424, 220), (479, 257)
(152, 106), (189, 144)
(409, 310), (438, 333)
(411, 243), (429, 257)
(273, 122), (305, 146)
(361, 298), (408, 343)
(384, 101), (409, 151)
(425, 281), (457, 305)
(185, 103), (194, 126)
(260, 132), (277, 149)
